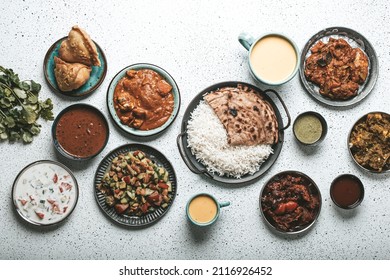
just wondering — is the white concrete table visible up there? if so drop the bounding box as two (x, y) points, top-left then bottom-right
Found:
(0, 0), (389, 259)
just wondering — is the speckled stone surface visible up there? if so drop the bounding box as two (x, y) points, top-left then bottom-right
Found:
(0, 0), (389, 260)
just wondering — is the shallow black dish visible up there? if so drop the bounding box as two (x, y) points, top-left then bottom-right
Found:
(94, 143), (177, 227)
(299, 27), (378, 107)
(177, 81), (290, 185)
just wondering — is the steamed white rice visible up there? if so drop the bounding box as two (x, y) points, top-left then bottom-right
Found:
(187, 101), (273, 178)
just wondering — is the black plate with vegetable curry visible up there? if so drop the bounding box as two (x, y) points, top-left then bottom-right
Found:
(94, 143), (177, 227)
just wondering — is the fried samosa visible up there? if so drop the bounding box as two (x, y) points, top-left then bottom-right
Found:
(54, 56), (91, 92)
(59, 25), (101, 66)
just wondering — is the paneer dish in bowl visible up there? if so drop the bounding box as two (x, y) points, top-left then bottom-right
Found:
(107, 63), (180, 137)
(113, 69), (174, 130)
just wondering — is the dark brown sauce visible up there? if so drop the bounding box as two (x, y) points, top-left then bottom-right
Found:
(330, 175), (363, 209)
(113, 69), (174, 131)
(56, 107), (108, 158)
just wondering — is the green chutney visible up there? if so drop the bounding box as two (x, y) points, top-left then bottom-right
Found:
(293, 114), (323, 144)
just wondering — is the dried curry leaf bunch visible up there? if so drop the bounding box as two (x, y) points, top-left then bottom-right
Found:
(0, 66), (54, 143)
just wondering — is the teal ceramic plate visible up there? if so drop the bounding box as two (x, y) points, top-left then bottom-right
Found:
(44, 37), (107, 97)
(107, 63), (180, 137)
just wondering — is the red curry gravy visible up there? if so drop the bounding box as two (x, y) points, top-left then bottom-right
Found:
(330, 175), (364, 209)
(56, 106), (108, 158)
(113, 69), (174, 130)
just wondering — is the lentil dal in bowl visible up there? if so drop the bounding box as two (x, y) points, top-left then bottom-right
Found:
(52, 103), (109, 160)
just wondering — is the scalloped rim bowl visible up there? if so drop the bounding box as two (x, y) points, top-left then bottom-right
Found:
(299, 26), (378, 107)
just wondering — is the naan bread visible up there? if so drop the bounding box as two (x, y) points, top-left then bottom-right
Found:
(54, 56), (91, 91)
(59, 25), (101, 66)
(204, 84), (278, 146)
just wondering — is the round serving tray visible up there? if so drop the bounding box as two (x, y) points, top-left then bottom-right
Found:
(44, 37), (107, 97)
(94, 143), (177, 227)
(299, 27), (378, 107)
(177, 81), (291, 185)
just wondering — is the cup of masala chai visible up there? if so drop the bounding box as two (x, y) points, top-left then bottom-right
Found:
(238, 32), (300, 86)
(293, 111), (328, 146)
(330, 174), (364, 209)
(186, 193), (230, 227)
(52, 103), (109, 160)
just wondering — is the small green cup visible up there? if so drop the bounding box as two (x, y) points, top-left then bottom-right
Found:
(186, 193), (230, 227)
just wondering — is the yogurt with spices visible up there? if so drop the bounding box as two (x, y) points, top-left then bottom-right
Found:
(12, 160), (78, 225)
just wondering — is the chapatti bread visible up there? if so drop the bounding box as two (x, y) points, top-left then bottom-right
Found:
(203, 87), (231, 130)
(204, 84), (278, 146)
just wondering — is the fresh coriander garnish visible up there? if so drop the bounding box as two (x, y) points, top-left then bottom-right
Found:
(0, 66), (54, 143)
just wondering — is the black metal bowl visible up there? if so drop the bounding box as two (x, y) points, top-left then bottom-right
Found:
(348, 111), (390, 173)
(259, 170), (322, 235)
(52, 103), (110, 160)
(177, 81), (290, 185)
(293, 111), (328, 146)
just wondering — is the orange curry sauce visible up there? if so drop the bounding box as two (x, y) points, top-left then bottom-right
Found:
(113, 69), (174, 130)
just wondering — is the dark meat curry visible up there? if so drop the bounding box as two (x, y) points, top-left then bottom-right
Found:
(114, 69), (174, 130)
(304, 38), (369, 100)
(349, 113), (390, 172)
(261, 174), (320, 232)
